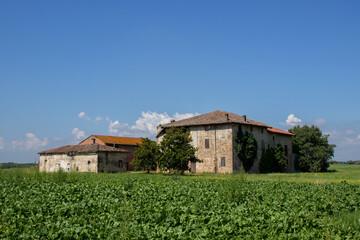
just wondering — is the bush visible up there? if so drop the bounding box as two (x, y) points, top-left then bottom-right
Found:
(259, 143), (287, 173)
(235, 127), (258, 172)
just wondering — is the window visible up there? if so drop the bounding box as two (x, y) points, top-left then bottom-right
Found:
(92, 139), (96, 144)
(221, 157), (226, 167)
(205, 138), (210, 149)
(88, 161), (91, 165)
(261, 128), (264, 134)
(118, 160), (123, 168)
(250, 126), (253, 132)
(284, 145), (288, 156)
(261, 140), (265, 150)
(205, 126), (211, 131)
(273, 136), (275, 141)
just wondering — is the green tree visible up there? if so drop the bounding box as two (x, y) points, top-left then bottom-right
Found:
(235, 127), (258, 172)
(289, 125), (335, 172)
(133, 138), (160, 173)
(259, 143), (287, 173)
(159, 127), (200, 174)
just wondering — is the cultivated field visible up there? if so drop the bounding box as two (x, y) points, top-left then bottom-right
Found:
(0, 164), (359, 239)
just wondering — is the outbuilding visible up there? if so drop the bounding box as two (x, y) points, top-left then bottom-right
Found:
(38, 144), (128, 173)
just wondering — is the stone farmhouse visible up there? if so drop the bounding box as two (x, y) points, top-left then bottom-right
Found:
(38, 135), (142, 173)
(157, 110), (294, 173)
(79, 135), (142, 170)
(38, 144), (128, 173)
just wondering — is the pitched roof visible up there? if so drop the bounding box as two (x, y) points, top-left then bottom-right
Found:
(158, 110), (294, 136)
(161, 110), (269, 128)
(83, 135), (142, 146)
(267, 127), (295, 136)
(38, 144), (128, 154)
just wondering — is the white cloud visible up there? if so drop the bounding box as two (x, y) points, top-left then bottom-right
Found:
(285, 114), (302, 127)
(107, 111), (199, 138)
(78, 112), (91, 121)
(12, 133), (48, 150)
(314, 118), (326, 126)
(0, 137), (4, 150)
(72, 128), (85, 141)
(95, 116), (103, 123)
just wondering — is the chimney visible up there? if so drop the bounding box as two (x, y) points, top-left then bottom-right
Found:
(243, 115), (247, 122)
(171, 119), (176, 123)
(225, 113), (229, 121)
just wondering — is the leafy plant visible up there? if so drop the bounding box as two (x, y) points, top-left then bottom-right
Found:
(133, 137), (160, 173)
(158, 127), (200, 174)
(235, 126), (258, 172)
(259, 143), (287, 173)
(289, 125), (336, 172)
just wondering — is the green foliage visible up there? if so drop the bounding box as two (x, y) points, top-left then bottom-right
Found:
(1, 170), (360, 239)
(289, 125), (336, 172)
(159, 127), (200, 173)
(259, 144), (287, 173)
(0, 162), (37, 169)
(133, 137), (160, 173)
(235, 127), (258, 172)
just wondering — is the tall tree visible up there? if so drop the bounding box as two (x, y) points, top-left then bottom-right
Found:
(159, 127), (200, 174)
(133, 138), (160, 173)
(289, 125), (335, 172)
(235, 126), (258, 172)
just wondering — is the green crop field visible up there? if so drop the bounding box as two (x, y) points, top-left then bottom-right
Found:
(1, 164), (359, 239)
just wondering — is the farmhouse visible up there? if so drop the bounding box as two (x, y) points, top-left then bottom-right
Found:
(79, 135), (142, 170)
(157, 110), (294, 173)
(38, 144), (128, 173)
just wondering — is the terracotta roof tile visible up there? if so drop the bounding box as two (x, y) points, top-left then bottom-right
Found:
(267, 127), (295, 136)
(87, 135), (142, 146)
(38, 144), (128, 154)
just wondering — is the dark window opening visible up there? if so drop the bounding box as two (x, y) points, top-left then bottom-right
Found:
(205, 139), (210, 149)
(284, 145), (288, 156)
(92, 139), (96, 144)
(205, 125), (211, 131)
(273, 136), (275, 141)
(88, 161), (91, 165)
(118, 160), (123, 168)
(250, 126), (253, 132)
(221, 157), (226, 167)
(261, 140), (265, 150)
(261, 128), (264, 134)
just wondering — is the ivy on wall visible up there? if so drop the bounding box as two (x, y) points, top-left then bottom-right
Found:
(235, 126), (258, 172)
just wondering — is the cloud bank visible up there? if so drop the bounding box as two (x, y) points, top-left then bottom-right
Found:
(285, 114), (302, 127)
(12, 133), (48, 150)
(107, 111), (199, 138)
(72, 128), (85, 141)
(78, 112), (91, 121)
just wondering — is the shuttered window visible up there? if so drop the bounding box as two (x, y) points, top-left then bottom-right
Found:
(221, 157), (226, 167)
(205, 138), (210, 149)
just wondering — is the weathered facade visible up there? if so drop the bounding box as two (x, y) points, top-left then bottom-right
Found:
(157, 110), (294, 173)
(38, 144), (128, 173)
(79, 135), (142, 171)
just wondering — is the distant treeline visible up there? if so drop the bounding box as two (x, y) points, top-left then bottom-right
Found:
(0, 162), (38, 169)
(329, 160), (360, 165)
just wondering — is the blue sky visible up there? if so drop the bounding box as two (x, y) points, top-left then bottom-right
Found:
(1, 0), (359, 163)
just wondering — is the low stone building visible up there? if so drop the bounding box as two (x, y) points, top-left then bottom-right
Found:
(38, 144), (128, 173)
(157, 110), (294, 173)
(79, 135), (142, 170)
